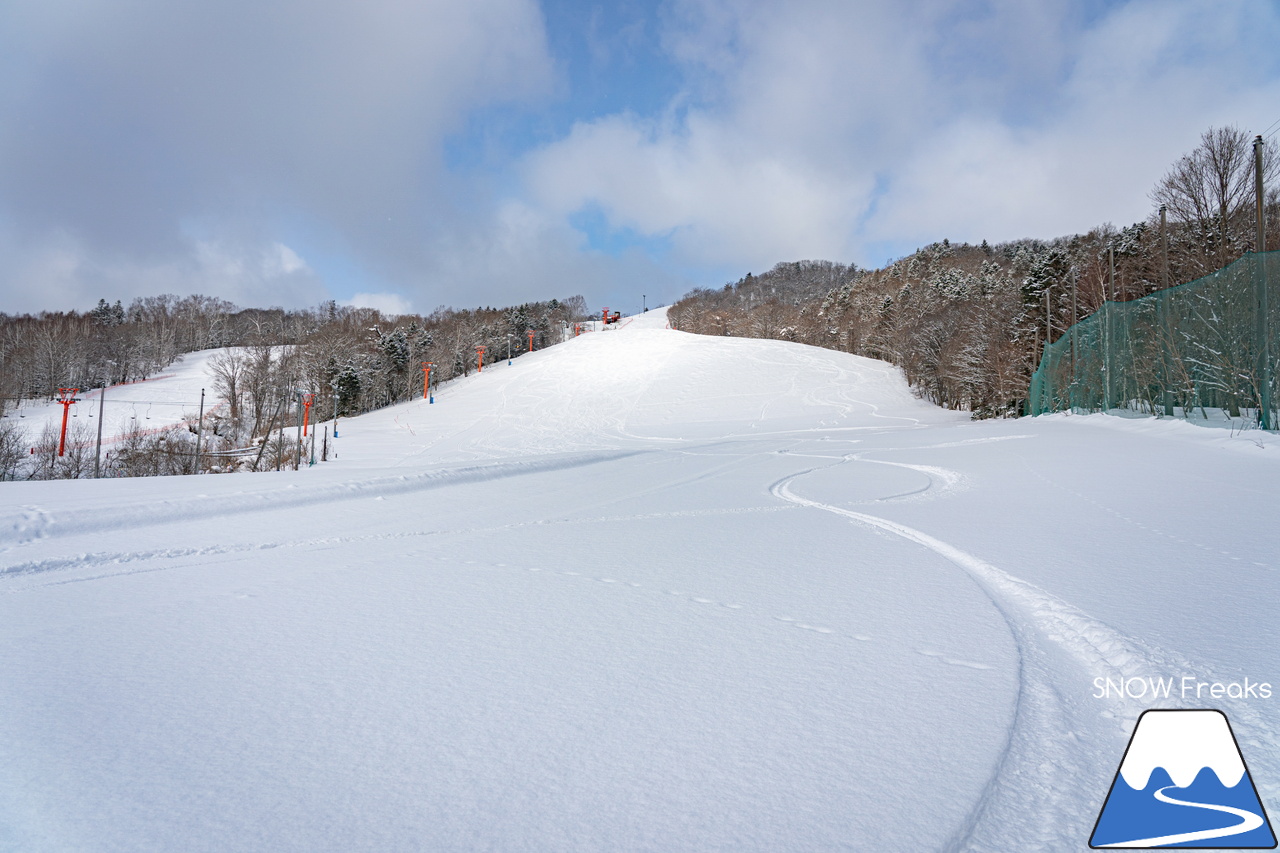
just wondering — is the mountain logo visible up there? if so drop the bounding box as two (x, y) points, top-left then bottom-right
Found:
(1091, 709), (1276, 848)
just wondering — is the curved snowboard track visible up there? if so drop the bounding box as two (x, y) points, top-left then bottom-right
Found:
(771, 460), (1175, 851)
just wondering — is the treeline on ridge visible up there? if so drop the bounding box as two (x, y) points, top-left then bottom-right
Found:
(670, 126), (1280, 418)
(0, 294), (587, 479)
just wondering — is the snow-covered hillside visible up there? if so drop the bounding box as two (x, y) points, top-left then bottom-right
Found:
(6, 349), (228, 449)
(2, 310), (1278, 852)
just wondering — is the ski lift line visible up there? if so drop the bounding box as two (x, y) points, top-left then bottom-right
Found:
(202, 446), (263, 457)
(33, 401), (231, 449)
(84, 398), (214, 405)
(70, 375), (181, 399)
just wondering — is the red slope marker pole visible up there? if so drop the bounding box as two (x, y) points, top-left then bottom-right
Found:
(527, 330), (535, 353)
(422, 362), (436, 403)
(56, 388), (80, 456)
(476, 345), (487, 373)
(302, 393), (315, 437)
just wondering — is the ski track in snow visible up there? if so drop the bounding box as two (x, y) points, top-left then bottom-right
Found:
(0, 505), (797, 586)
(1, 511), (901, 646)
(1015, 453), (1280, 812)
(1021, 457), (1274, 570)
(0, 450), (644, 551)
(769, 454), (1204, 851)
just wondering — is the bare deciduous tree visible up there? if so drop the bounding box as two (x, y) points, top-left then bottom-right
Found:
(1151, 126), (1278, 273)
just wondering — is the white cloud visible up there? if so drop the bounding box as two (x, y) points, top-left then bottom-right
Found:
(6, 0), (1280, 315)
(418, 199), (689, 313)
(525, 112), (870, 269)
(0, 0), (555, 310)
(0, 227), (325, 313)
(870, 0), (1280, 245)
(524, 0), (1280, 272)
(343, 292), (412, 317)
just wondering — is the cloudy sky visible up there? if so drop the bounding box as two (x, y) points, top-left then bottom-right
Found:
(2, 0), (1279, 316)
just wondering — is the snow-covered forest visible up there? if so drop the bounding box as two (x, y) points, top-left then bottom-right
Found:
(0, 295), (587, 411)
(670, 127), (1280, 417)
(0, 296), (588, 479)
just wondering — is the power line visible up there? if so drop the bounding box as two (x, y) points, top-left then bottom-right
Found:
(48, 397), (206, 405)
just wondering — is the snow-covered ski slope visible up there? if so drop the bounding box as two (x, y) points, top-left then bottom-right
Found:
(2, 309), (1279, 852)
(6, 348), (228, 448)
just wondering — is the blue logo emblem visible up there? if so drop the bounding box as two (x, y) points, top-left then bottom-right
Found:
(1091, 709), (1276, 848)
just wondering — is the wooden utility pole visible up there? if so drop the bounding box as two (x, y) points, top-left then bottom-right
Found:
(1160, 204), (1170, 290)
(1159, 205), (1174, 415)
(1105, 247), (1115, 410)
(1070, 269), (1078, 408)
(254, 397), (283, 473)
(194, 388), (205, 474)
(93, 382), (107, 477)
(294, 391), (303, 471)
(1255, 134), (1271, 428)
(1044, 285), (1052, 345)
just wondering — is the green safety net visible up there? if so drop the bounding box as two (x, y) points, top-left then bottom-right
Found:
(1027, 251), (1280, 424)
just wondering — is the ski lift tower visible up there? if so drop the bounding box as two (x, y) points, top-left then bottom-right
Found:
(56, 388), (80, 456)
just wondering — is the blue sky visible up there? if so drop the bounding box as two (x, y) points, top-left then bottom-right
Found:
(1, 0), (1279, 316)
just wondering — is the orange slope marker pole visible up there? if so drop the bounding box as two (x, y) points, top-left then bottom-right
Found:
(422, 361), (436, 403)
(302, 393), (315, 437)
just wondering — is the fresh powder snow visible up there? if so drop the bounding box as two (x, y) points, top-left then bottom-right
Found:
(2, 309), (1278, 851)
